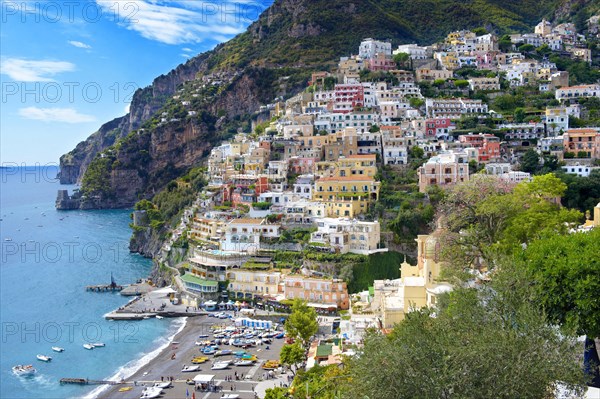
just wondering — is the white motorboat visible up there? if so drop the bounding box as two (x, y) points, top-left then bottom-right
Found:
(233, 360), (253, 366)
(154, 381), (172, 389)
(36, 354), (52, 362)
(12, 365), (36, 376)
(211, 361), (230, 370)
(83, 343), (94, 350)
(156, 315), (164, 319)
(91, 342), (105, 347)
(181, 365), (200, 372)
(51, 347), (65, 352)
(140, 387), (162, 399)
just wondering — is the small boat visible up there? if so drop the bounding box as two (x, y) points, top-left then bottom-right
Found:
(118, 387), (133, 392)
(91, 342), (105, 347)
(211, 361), (230, 370)
(83, 343), (94, 350)
(156, 315), (164, 319)
(233, 360), (254, 366)
(221, 394), (240, 399)
(140, 387), (162, 399)
(154, 381), (172, 388)
(181, 365), (200, 372)
(191, 356), (208, 364)
(12, 365), (36, 376)
(36, 354), (52, 362)
(51, 347), (65, 352)
(4, 238), (12, 242)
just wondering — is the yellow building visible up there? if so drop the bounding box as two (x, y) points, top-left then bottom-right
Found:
(314, 154), (377, 179)
(314, 176), (380, 217)
(374, 221), (452, 329)
(188, 216), (226, 244)
(228, 268), (282, 300)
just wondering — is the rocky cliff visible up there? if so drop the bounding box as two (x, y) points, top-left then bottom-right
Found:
(60, 0), (592, 204)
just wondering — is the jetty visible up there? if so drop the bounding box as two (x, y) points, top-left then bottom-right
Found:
(85, 273), (124, 292)
(85, 284), (123, 292)
(60, 378), (119, 385)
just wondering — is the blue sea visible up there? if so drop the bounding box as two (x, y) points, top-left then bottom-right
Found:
(0, 166), (184, 399)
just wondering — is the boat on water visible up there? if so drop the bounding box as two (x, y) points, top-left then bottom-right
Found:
(83, 343), (94, 350)
(156, 315), (164, 319)
(12, 365), (36, 376)
(91, 342), (105, 347)
(51, 347), (65, 352)
(181, 365), (200, 372)
(36, 355), (52, 362)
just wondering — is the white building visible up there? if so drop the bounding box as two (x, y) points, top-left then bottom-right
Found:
(292, 174), (314, 199)
(561, 164), (600, 177)
(425, 98), (488, 119)
(221, 218), (281, 253)
(310, 218), (386, 255)
(359, 38), (392, 59)
(394, 44), (428, 59)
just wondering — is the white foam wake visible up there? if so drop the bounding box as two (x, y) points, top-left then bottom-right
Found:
(80, 317), (187, 399)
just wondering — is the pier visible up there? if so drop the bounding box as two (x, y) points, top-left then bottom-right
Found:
(60, 378), (119, 385)
(85, 284), (123, 292)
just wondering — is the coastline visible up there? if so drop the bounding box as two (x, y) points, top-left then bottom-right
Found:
(85, 317), (188, 399)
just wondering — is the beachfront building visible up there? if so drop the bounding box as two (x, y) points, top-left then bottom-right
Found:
(283, 276), (349, 311)
(309, 217), (387, 255)
(227, 268), (282, 300)
(181, 273), (219, 295)
(417, 151), (470, 192)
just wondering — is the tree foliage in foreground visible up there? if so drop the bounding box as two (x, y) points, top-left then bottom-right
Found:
(342, 263), (585, 398)
(519, 228), (600, 338)
(438, 174), (582, 271)
(285, 299), (318, 347)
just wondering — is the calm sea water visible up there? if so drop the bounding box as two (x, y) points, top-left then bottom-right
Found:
(0, 166), (183, 399)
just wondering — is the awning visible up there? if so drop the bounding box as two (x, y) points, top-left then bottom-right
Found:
(153, 286), (177, 295)
(193, 374), (215, 383)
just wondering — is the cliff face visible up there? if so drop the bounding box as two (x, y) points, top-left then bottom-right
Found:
(60, 0), (581, 205)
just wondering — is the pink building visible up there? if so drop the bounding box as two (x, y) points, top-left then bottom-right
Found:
(365, 53), (396, 71)
(458, 133), (501, 162)
(425, 118), (455, 138)
(333, 84), (364, 113)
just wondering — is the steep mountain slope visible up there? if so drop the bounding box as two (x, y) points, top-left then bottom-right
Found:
(58, 0), (593, 207)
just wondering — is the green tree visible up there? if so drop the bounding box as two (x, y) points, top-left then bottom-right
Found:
(409, 146), (424, 159)
(393, 52), (410, 69)
(513, 107), (525, 123)
(472, 27), (487, 36)
(520, 148), (540, 173)
(285, 299), (318, 347)
(264, 387), (289, 399)
(518, 228), (600, 338)
(518, 43), (535, 53)
(280, 342), (305, 375)
(454, 79), (469, 89)
(342, 267), (585, 398)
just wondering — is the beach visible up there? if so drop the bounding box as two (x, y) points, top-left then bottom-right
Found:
(99, 314), (290, 399)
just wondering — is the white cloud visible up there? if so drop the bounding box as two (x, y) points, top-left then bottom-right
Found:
(0, 58), (75, 82)
(180, 53), (191, 58)
(68, 40), (92, 49)
(96, 0), (255, 45)
(18, 107), (96, 123)
(182, 47), (193, 52)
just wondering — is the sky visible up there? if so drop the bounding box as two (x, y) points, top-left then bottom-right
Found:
(0, 0), (273, 165)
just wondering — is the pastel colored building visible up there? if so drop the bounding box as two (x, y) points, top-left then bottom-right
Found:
(563, 128), (600, 159)
(284, 276), (349, 310)
(309, 217), (386, 255)
(458, 133), (501, 162)
(417, 151), (470, 192)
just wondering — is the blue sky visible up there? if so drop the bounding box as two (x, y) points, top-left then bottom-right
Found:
(1, 0), (272, 165)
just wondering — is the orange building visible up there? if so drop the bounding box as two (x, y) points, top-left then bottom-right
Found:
(283, 276), (349, 310)
(563, 128), (600, 159)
